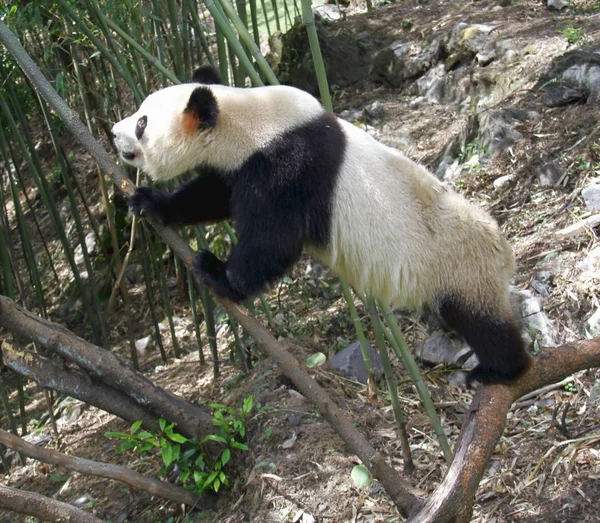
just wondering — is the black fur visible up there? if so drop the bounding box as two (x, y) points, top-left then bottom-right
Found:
(129, 173), (231, 225)
(437, 294), (531, 387)
(192, 65), (223, 85)
(185, 87), (219, 129)
(130, 112), (345, 301)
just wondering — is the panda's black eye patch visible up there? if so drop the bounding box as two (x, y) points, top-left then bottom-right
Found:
(135, 116), (148, 140)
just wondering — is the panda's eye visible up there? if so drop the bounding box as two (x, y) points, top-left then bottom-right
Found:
(135, 116), (148, 140)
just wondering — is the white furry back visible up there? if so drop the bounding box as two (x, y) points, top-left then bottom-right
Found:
(308, 119), (514, 312)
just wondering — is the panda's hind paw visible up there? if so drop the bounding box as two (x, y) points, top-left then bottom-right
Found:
(129, 186), (169, 221)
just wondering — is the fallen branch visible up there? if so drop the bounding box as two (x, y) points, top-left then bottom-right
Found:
(0, 428), (206, 508)
(0, 483), (102, 523)
(1, 341), (158, 430)
(0, 295), (212, 439)
(409, 337), (600, 523)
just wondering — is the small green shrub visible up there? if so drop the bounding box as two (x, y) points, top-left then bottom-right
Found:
(106, 395), (254, 495)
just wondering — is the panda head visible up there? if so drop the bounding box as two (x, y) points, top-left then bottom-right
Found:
(111, 67), (222, 181)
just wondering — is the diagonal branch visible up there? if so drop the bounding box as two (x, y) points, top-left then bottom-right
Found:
(0, 428), (208, 508)
(0, 483), (102, 523)
(0, 295), (212, 439)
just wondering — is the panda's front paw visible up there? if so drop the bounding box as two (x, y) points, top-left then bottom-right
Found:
(193, 250), (244, 302)
(129, 187), (170, 221)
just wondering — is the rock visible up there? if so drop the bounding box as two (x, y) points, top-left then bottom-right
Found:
(548, 0), (570, 10)
(274, 21), (372, 95)
(288, 414), (302, 427)
(415, 331), (469, 365)
(493, 174), (513, 189)
(586, 308), (600, 337)
(72, 496), (91, 508)
(363, 100), (384, 121)
(330, 341), (383, 384)
(537, 160), (564, 186)
(339, 108), (363, 123)
(313, 4), (342, 22)
(135, 336), (151, 357)
(582, 184), (600, 212)
(447, 371), (467, 387)
(370, 35), (441, 88)
(538, 50), (600, 106)
(518, 290), (557, 346)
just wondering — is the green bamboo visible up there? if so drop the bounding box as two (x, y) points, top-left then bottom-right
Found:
(105, 19), (179, 85)
(300, 0), (332, 109)
(204, 0), (263, 85)
(366, 298), (414, 472)
(167, 0), (185, 79)
(248, 0), (261, 46)
(140, 246), (169, 363)
(189, 0), (216, 66)
(62, 0), (143, 103)
(214, 0), (279, 85)
(0, 93), (103, 343)
(379, 301), (452, 462)
(271, 0), (282, 31)
(259, 0), (272, 37)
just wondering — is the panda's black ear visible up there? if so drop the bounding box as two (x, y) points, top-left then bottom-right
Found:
(183, 87), (219, 131)
(192, 65), (223, 85)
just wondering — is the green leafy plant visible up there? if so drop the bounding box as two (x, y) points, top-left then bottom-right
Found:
(106, 396), (254, 495)
(558, 24), (584, 44)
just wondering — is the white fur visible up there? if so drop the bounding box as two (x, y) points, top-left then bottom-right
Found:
(112, 83), (324, 181)
(308, 120), (514, 313)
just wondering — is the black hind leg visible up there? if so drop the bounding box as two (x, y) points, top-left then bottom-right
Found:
(437, 294), (531, 387)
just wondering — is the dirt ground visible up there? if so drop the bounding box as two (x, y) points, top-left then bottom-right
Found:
(1, 0), (600, 522)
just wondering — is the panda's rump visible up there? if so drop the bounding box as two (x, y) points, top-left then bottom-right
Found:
(311, 121), (514, 311)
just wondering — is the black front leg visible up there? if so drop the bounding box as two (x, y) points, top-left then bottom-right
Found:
(194, 220), (304, 302)
(129, 171), (231, 226)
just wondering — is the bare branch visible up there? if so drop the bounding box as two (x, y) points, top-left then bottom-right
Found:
(409, 338), (600, 523)
(0, 295), (212, 439)
(0, 483), (102, 523)
(0, 428), (207, 508)
(2, 341), (158, 430)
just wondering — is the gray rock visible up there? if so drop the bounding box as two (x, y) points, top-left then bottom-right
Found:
(330, 341), (384, 384)
(288, 414), (302, 427)
(363, 101), (384, 121)
(415, 331), (469, 365)
(447, 371), (467, 387)
(537, 160), (564, 186)
(519, 290), (557, 346)
(370, 38), (439, 88)
(493, 174), (513, 189)
(135, 336), (151, 357)
(548, 0), (570, 10)
(313, 4), (342, 22)
(339, 108), (363, 123)
(582, 184), (600, 212)
(586, 308), (600, 337)
(538, 50), (600, 106)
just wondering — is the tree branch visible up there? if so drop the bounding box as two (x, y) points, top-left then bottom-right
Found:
(0, 483), (102, 523)
(409, 337), (600, 523)
(0, 295), (212, 439)
(0, 428), (208, 508)
(1, 341), (158, 430)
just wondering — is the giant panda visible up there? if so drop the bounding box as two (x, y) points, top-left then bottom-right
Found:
(111, 65), (531, 386)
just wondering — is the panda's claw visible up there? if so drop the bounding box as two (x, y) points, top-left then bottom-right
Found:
(129, 186), (169, 220)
